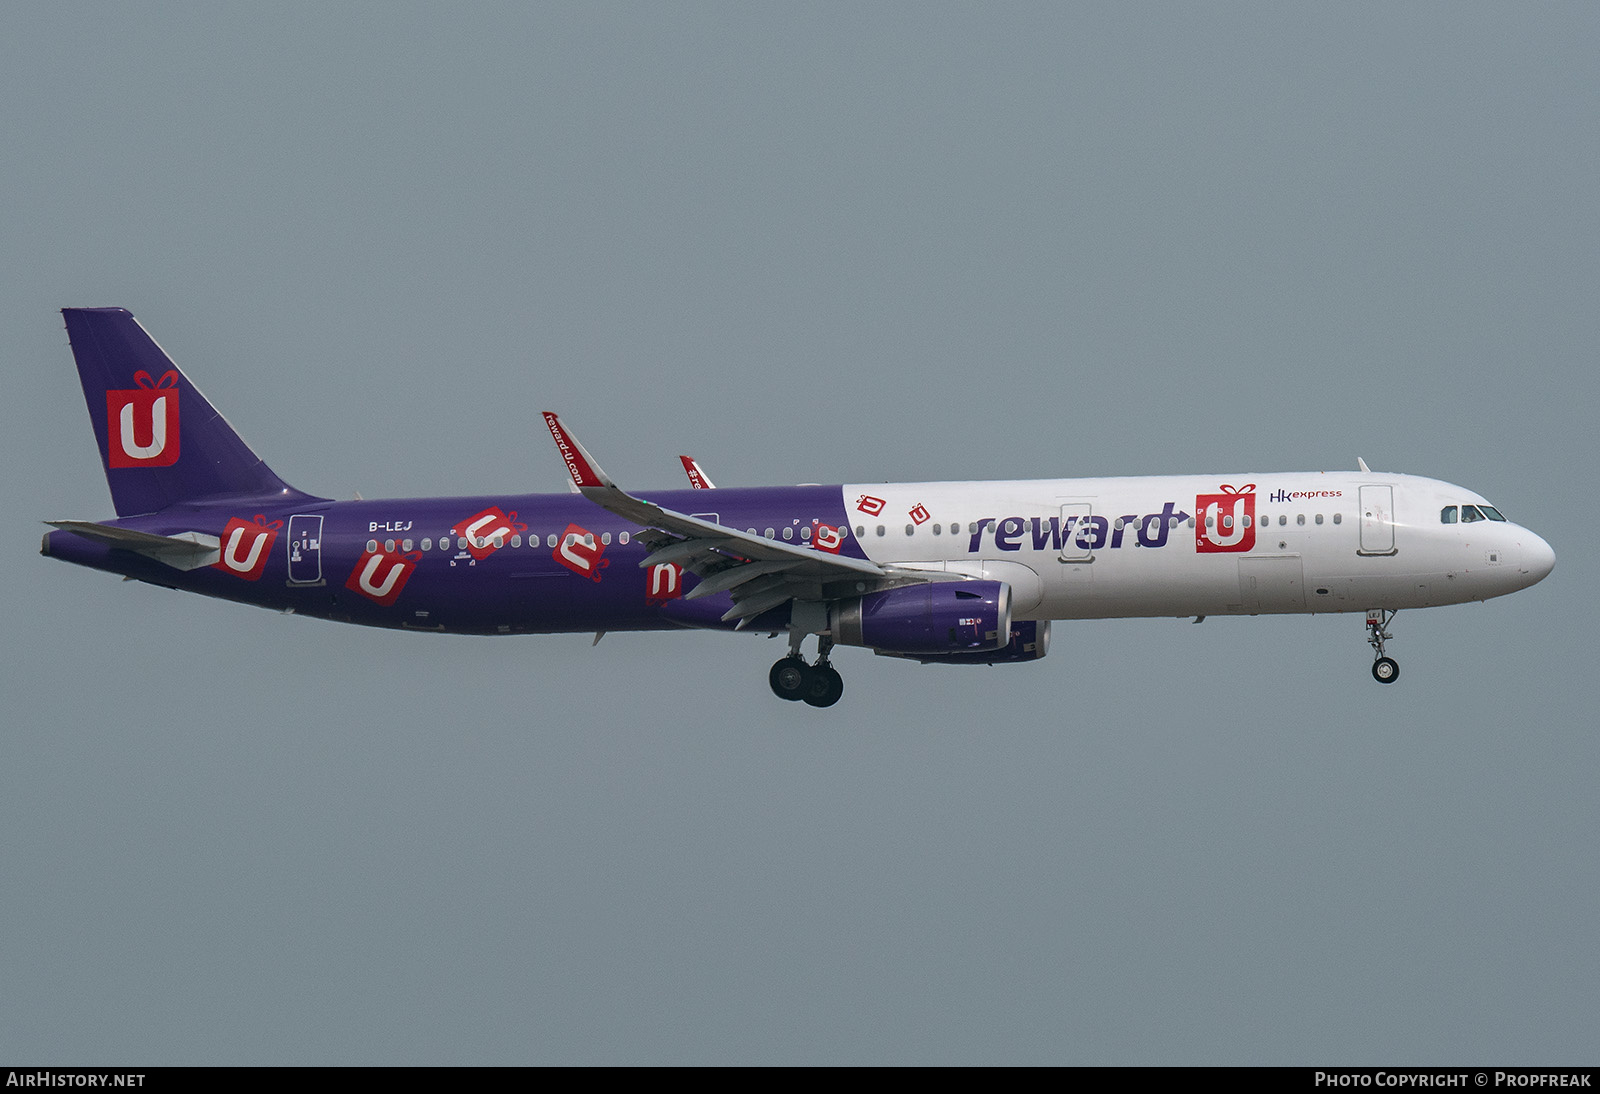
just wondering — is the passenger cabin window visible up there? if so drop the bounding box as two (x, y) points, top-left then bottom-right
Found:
(1332, 513), (1342, 524)
(1441, 506), (1458, 524)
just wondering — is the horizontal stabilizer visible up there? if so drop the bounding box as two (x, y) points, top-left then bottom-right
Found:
(46, 520), (221, 570)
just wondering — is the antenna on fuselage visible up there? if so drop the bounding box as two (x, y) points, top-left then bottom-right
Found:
(1357, 457), (1371, 473)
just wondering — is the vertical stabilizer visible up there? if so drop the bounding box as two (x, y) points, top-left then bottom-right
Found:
(62, 308), (319, 515)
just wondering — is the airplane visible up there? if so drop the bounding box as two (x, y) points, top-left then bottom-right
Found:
(42, 308), (1556, 707)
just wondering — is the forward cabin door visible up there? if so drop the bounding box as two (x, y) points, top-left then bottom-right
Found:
(1358, 485), (1397, 556)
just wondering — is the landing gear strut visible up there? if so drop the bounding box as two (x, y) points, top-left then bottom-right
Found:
(1366, 609), (1400, 684)
(768, 633), (844, 707)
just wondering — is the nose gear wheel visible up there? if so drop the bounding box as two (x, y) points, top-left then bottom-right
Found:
(1366, 610), (1400, 684)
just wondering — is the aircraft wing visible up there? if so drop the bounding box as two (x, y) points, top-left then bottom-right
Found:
(543, 413), (938, 624)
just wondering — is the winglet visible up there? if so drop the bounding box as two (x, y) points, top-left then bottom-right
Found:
(679, 455), (716, 489)
(542, 412), (615, 490)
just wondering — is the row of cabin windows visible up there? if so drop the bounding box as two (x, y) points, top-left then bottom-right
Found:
(853, 513), (1345, 537)
(363, 523), (846, 555)
(744, 526), (821, 541)
(1441, 505), (1506, 524)
(366, 531), (633, 554)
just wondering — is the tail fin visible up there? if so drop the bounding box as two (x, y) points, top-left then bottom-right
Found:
(62, 308), (319, 515)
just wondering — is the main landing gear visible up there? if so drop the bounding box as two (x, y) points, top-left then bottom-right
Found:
(769, 635), (844, 708)
(1366, 609), (1400, 684)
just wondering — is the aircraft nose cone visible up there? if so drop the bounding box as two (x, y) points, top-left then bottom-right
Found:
(1522, 532), (1555, 585)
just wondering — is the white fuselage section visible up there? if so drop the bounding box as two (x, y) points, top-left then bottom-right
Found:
(840, 472), (1554, 620)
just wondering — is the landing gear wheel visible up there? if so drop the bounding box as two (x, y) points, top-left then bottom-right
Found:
(769, 656), (812, 702)
(803, 663), (844, 708)
(1365, 610), (1400, 685)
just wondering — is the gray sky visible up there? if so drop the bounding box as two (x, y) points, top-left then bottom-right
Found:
(3, 2), (1595, 1065)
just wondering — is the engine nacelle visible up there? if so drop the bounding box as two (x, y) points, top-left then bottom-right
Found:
(884, 620), (1051, 665)
(831, 579), (1011, 656)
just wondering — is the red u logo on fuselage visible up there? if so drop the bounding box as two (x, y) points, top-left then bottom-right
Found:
(213, 516), (281, 581)
(1194, 484), (1257, 553)
(646, 562), (683, 603)
(553, 522), (608, 581)
(345, 545), (420, 606)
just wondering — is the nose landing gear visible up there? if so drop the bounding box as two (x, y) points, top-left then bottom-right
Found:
(1366, 609), (1400, 684)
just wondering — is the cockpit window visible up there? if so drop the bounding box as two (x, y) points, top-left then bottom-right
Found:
(1480, 505), (1507, 522)
(1440, 506), (1457, 524)
(1460, 505), (1485, 523)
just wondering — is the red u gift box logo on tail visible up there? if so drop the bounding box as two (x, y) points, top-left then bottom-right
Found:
(1195, 483), (1256, 553)
(554, 522), (608, 581)
(450, 506), (528, 561)
(213, 515), (282, 581)
(345, 544), (422, 606)
(107, 370), (180, 468)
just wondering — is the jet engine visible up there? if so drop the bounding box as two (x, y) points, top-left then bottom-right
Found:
(831, 579), (1011, 656)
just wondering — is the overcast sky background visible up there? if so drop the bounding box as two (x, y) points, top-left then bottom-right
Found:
(3, 3), (1596, 1065)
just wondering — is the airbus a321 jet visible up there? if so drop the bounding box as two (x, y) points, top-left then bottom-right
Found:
(43, 309), (1555, 707)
